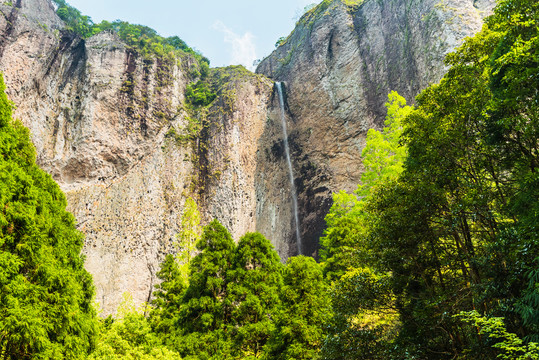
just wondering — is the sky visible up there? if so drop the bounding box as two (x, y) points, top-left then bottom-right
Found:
(66, 0), (318, 70)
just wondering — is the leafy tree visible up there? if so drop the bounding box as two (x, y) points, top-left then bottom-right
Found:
(320, 0), (539, 357)
(320, 91), (411, 280)
(90, 293), (182, 360)
(457, 311), (539, 360)
(317, 91), (411, 359)
(266, 256), (329, 360)
(363, 26), (503, 357)
(226, 233), (283, 359)
(175, 220), (235, 359)
(319, 190), (364, 280)
(0, 73), (98, 358)
(359, 91), (410, 197)
(175, 197), (202, 283)
(150, 254), (186, 340)
(322, 268), (396, 360)
(51, 0), (210, 64)
(343, 0), (539, 357)
(52, 0), (95, 38)
(482, 0), (539, 337)
(185, 81), (217, 107)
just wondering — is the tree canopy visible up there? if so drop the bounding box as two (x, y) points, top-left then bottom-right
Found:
(0, 73), (98, 359)
(319, 0), (539, 357)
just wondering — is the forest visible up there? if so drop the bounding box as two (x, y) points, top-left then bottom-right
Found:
(0, 0), (538, 358)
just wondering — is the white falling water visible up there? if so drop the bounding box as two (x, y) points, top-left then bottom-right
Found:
(275, 82), (302, 255)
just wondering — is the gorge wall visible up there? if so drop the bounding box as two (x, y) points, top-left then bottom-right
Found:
(0, 0), (494, 314)
(256, 0), (495, 257)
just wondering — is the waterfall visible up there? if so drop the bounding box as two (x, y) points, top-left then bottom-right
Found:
(275, 82), (302, 255)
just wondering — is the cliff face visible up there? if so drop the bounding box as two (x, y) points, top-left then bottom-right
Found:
(0, 0), (494, 313)
(0, 0), (277, 314)
(256, 0), (495, 256)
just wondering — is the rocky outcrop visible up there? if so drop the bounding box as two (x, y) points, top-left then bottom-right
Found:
(0, 0), (494, 314)
(256, 0), (495, 257)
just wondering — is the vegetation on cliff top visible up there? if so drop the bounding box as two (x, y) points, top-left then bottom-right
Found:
(51, 0), (209, 64)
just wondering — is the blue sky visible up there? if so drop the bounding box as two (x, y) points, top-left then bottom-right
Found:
(66, 0), (318, 70)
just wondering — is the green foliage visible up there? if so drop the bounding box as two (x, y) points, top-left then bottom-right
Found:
(318, 93), (411, 358)
(185, 81), (217, 107)
(174, 220), (235, 359)
(90, 293), (182, 360)
(320, 0), (539, 358)
(275, 36), (287, 48)
(150, 254), (186, 338)
(517, 265), (539, 342)
(359, 91), (410, 197)
(322, 268), (398, 360)
(150, 200), (201, 336)
(0, 73), (98, 358)
(52, 0), (94, 38)
(371, 2), (539, 353)
(175, 198), (202, 283)
(331, 268), (393, 315)
(151, 222), (331, 360)
(342, 0), (364, 9)
(265, 256), (330, 360)
(320, 91), (411, 280)
(227, 233), (283, 359)
(296, 0), (332, 28)
(458, 311), (539, 360)
(93, 21), (206, 62)
(319, 191), (364, 280)
(51, 0), (209, 64)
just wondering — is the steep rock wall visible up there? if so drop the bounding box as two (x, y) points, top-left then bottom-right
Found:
(0, 0), (276, 314)
(256, 0), (495, 257)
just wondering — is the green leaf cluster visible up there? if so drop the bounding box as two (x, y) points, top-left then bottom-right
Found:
(0, 73), (98, 359)
(318, 92), (411, 359)
(457, 311), (539, 360)
(89, 293), (182, 360)
(320, 0), (539, 358)
(265, 256), (330, 360)
(320, 90), (411, 280)
(151, 220), (329, 360)
(185, 81), (217, 107)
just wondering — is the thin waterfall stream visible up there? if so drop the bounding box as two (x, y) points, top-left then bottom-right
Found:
(275, 82), (302, 255)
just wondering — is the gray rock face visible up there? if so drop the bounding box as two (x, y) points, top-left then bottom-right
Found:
(0, 0), (494, 314)
(256, 0), (495, 257)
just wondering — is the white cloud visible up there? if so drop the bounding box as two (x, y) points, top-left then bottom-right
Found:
(213, 21), (257, 71)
